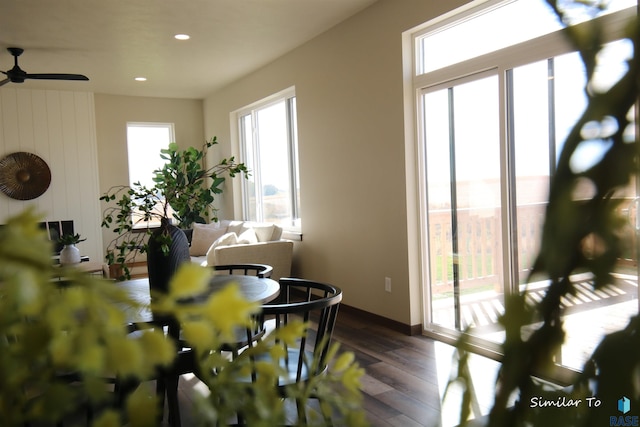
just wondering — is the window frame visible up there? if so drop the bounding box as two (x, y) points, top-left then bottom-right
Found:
(406, 0), (637, 381)
(234, 87), (301, 237)
(125, 122), (175, 229)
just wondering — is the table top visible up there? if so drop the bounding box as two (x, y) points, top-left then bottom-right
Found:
(114, 274), (280, 324)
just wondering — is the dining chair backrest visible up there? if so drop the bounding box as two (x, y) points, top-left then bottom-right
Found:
(213, 263), (273, 278)
(260, 277), (342, 385)
(196, 278), (342, 425)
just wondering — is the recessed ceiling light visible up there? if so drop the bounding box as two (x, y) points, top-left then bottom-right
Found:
(174, 34), (190, 40)
(135, 77), (147, 82)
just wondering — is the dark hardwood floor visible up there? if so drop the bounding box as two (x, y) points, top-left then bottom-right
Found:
(172, 308), (502, 427)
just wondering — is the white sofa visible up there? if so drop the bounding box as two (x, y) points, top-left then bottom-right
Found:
(186, 220), (293, 280)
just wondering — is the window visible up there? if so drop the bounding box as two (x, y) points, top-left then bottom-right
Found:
(410, 0), (637, 374)
(416, 0), (635, 75)
(127, 123), (174, 188)
(126, 122), (175, 227)
(237, 88), (301, 232)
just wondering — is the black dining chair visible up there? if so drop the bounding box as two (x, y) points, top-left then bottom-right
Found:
(212, 263), (273, 278)
(154, 347), (197, 427)
(156, 264), (274, 426)
(231, 277), (343, 425)
(210, 264), (275, 357)
(111, 321), (194, 427)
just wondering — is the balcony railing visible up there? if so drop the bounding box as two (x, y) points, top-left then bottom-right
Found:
(428, 198), (638, 297)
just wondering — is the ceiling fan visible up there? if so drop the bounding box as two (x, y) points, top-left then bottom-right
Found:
(0, 47), (89, 87)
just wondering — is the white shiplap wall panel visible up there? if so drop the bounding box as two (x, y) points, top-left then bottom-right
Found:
(46, 90), (67, 220)
(70, 92), (102, 259)
(1, 90), (19, 153)
(0, 91), (3, 156)
(30, 90), (55, 216)
(60, 92), (81, 220)
(17, 90), (36, 153)
(0, 88), (103, 263)
(2, 90), (24, 218)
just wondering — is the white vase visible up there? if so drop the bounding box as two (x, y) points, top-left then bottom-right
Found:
(60, 244), (81, 265)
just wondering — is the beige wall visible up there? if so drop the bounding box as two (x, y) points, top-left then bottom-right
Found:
(202, 0), (470, 327)
(94, 94), (205, 256)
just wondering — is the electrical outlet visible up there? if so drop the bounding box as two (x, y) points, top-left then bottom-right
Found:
(385, 277), (392, 293)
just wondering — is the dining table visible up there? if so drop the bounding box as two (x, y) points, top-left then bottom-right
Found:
(114, 274), (281, 326)
(111, 273), (281, 426)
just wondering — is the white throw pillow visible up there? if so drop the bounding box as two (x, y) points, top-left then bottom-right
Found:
(217, 219), (232, 229)
(226, 220), (245, 235)
(252, 224), (275, 242)
(205, 232), (238, 266)
(189, 223), (228, 256)
(271, 225), (283, 241)
(237, 228), (258, 244)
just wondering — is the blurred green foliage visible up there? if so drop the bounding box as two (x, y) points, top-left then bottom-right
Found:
(451, 1), (640, 426)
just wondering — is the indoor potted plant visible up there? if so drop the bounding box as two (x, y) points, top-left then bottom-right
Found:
(57, 232), (86, 266)
(100, 137), (248, 284)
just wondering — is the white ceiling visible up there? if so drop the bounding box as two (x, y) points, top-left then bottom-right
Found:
(0, 0), (378, 99)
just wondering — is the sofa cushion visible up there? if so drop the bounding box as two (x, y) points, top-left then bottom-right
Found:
(225, 221), (284, 241)
(237, 228), (258, 244)
(205, 232), (238, 266)
(270, 224), (283, 241)
(189, 223), (228, 256)
(226, 220), (245, 236)
(252, 224), (274, 242)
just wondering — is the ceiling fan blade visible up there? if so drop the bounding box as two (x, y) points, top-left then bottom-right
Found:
(25, 73), (89, 81)
(0, 77), (10, 87)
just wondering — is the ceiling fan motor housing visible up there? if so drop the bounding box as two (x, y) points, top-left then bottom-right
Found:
(7, 67), (27, 83)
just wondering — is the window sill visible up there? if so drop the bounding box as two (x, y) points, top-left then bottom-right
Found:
(282, 230), (302, 241)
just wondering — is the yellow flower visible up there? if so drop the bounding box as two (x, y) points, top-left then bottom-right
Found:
(332, 351), (355, 373)
(91, 410), (121, 427)
(182, 320), (216, 350)
(126, 387), (159, 427)
(137, 329), (176, 367)
(49, 334), (73, 365)
(254, 360), (278, 381)
(15, 271), (43, 315)
(274, 321), (307, 346)
(169, 263), (212, 299)
(106, 335), (143, 376)
(269, 343), (287, 360)
(341, 364), (365, 394)
(77, 343), (106, 374)
(62, 286), (86, 310)
(203, 284), (259, 341)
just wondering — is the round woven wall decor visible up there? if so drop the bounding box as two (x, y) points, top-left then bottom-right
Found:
(0, 152), (52, 200)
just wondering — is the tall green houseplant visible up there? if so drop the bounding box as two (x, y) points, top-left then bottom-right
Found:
(101, 137), (248, 279)
(154, 137), (248, 228)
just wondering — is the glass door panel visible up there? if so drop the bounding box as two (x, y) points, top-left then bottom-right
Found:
(510, 42), (638, 372)
(424, 74), (504, 343)
(511, 60), (550, 283)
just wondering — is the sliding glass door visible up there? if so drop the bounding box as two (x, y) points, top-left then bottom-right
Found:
(423, 72), (506, 344)
(421, 39), (639, 373)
